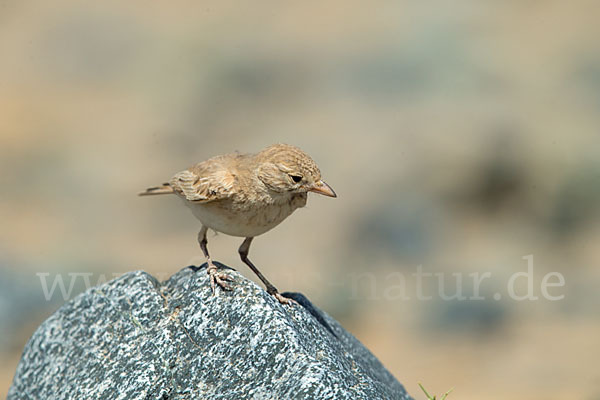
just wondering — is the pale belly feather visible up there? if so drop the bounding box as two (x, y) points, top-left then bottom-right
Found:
(182, 194), (306, 237)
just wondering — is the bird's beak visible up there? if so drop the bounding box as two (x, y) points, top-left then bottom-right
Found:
(309, 180), (337, 198)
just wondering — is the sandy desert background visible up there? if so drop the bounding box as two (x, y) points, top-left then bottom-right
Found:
(1, 1), (600, 399)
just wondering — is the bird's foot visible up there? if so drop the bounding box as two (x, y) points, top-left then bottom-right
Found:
(206, 263), (234, 294)
(271, 291), (298, 306)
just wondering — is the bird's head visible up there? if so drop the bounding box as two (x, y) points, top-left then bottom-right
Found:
(256, 144), (337, 198)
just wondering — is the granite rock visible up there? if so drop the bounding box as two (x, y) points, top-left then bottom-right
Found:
(9, 264), (412, 400)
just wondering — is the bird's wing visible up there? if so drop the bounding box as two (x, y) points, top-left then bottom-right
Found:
(169, 156), (237, 203)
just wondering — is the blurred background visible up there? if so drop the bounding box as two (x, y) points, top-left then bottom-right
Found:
(1, 1), (599, 398)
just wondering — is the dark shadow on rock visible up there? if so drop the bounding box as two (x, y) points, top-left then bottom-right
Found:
(187, 261), (236, 273)
(281, 292), (337, 338)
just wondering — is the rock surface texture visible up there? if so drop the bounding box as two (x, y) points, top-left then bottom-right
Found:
(9, 264), (412, 399)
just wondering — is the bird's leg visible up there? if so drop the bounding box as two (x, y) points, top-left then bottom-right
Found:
(238, 237), (297, 306)
(198, 226), (233, 293)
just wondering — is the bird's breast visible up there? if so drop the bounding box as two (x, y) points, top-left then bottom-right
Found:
(183, 192), (307, 237)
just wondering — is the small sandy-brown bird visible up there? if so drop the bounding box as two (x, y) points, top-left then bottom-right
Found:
(140, 144), (336, 305)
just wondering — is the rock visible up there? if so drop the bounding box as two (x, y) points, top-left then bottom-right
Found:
(8, 264), (413, 400)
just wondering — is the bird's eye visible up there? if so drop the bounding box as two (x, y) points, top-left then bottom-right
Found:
(289, 175), (303, 183)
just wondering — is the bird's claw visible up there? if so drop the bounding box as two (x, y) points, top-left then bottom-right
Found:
(207, 265), (233, 294)
(273, 292), (298, 306)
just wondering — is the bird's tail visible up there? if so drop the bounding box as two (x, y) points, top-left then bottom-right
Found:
(138, 183), (174, 196)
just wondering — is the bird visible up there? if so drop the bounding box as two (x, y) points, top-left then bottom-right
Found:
(139, 143), (337, 305)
